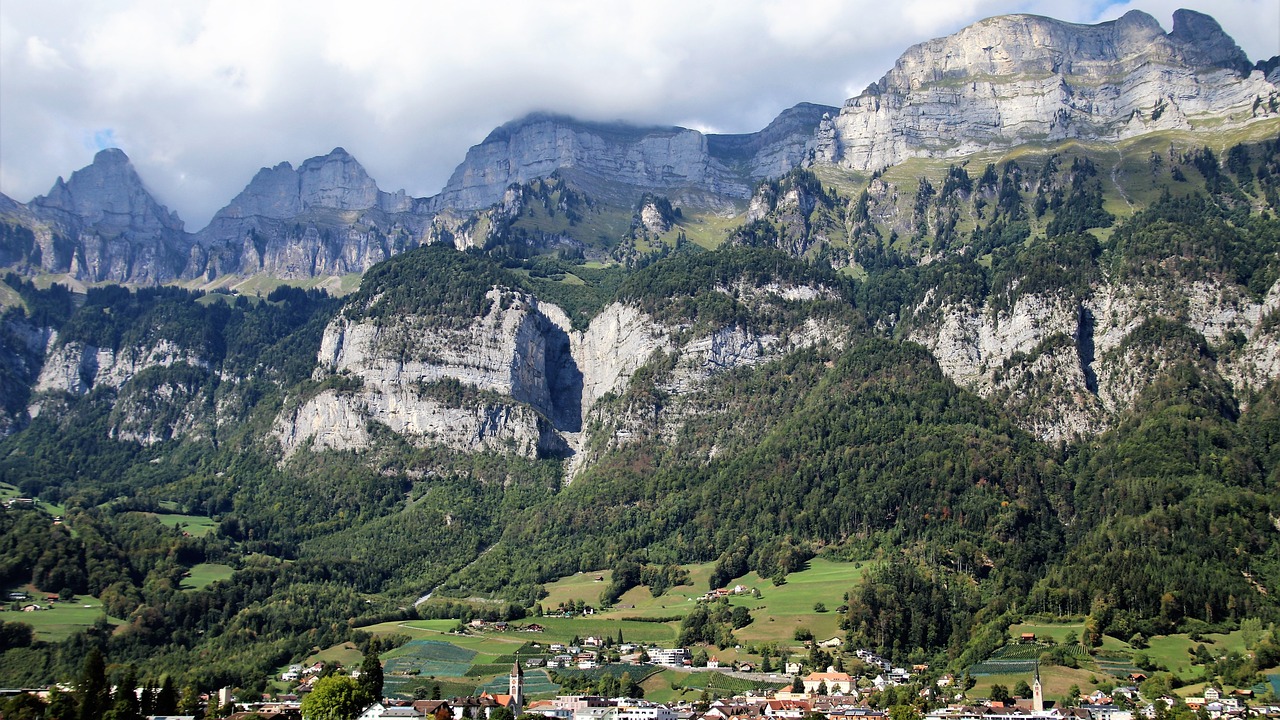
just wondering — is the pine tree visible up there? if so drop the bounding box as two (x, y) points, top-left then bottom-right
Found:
(104, 667), (143, 720)
(154, 675), (179, 716)
(77, 647), (111, 720)
(140, 681), (156, 716)
(359, 638), (384, 701)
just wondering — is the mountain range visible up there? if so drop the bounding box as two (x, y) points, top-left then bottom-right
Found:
(1, 9), (1276, 285)
(0, 7), (1279, 691)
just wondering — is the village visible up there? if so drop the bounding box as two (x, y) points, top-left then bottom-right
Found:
(80, 638), (1267, 720)
(116, 659), (1272, 720)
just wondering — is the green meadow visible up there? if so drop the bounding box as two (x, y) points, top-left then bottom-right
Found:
(181, 563), (235, 590)
(545, 558), (864, 646)
(1008, 621), (1086, 645)
(142, 512), (220, 537)
(342, 558), (1271, 699)
(0, 594), (122, 643)
(337, 558), (867, 692)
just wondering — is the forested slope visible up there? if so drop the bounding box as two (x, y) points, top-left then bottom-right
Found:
(0, 131), (1278, 689)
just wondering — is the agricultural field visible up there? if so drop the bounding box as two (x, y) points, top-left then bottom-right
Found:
(356, 557), (868, 695)
(966, 642), (1088, 676)
(722, 559), (865, 645)
(0, 482), (65, 517)
(543, 557), (865, 651)
(966, 628), (1260, 691)
(383, 639), (478, 678)
(1008, 621), (1085, 645)
(357, 562), (1263, 702)
(0, 593), (121, 642)
(476, 669), (560, 697)
(1141, 630), (1248, 681)
(539, 570), (616, 612)
(307, 640), (365, 669)
(969, 666), (1097, 702)
(640, 667), (788, 703)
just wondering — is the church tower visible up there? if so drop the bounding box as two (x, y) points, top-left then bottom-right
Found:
(509, 655), (524, 713)
(1031, 661), (1043, 712)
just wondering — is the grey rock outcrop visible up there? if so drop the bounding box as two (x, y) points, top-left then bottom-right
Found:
(277, 288), (582, 458)
(27, 333), (215, 444)
(20, 149), (192, 283)
(33, 336), (209, 398)
(211, 148), (412, 221)
(189, 148), (431, 279)
(275, 276), (847, 470)
(907, 275), (1280, 442)
(815, 10), (1278, 172)
(431, 106), (835, 212)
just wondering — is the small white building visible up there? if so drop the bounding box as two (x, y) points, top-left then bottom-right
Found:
(617, 706), (677, 720)
(647, 648), (689, 666)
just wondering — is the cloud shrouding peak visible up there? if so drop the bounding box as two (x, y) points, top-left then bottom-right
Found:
(1, 0), (1275, 229)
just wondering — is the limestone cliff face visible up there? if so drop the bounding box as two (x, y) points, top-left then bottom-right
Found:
(274, 292), (676, 461)
(816, 10), (1278, 172)
(432, 115), (747, 212)
(571, 303), (672, 411)
(209, 148), (412, 221)
(29, 334), (214, 445)
(577, 282), (849, 467)
(33, 336), (209, 397)
(431, 106), (834, 212)
(273, 277), (849, 468)
(276, 288), (582, 458)
(907, 276), (1280, 441)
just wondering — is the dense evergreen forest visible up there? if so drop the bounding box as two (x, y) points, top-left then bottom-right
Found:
(0, 135), (1278, 692)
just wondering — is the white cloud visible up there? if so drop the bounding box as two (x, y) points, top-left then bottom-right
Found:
(0, 0), (1273, 229)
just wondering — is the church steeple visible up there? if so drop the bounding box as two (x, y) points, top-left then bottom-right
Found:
(1031, 660), (1043, 712)
(509, 653), (524, 712)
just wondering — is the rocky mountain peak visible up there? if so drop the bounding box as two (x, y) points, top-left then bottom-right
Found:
(1169, 8), (1252, 72)
(816, 8), (1277, 173)
(32, 148), (184, 234)
(211, 147), (410, 223)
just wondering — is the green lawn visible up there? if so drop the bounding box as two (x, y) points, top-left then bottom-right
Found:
(309, 640), (365, 669)
(540, 570), (613, 611)
(181, 563), (235, 590)
(356, 619), (538, 658)
(522, 616), (679, 645)
(0, 594), (123, 642)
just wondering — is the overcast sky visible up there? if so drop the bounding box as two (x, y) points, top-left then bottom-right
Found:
(1, 0), (1277, 230)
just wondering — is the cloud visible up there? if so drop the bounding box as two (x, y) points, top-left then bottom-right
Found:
(0, 0), (1273, 230)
